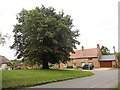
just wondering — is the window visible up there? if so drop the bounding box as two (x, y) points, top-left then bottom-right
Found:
(73, 59), (76, 61)
(64, 64), (67, 67)
(88, 62), (93, 65)
(81, 62), (85, 67)
(88, 58), (92, 60)
(73, 63), (76, 67)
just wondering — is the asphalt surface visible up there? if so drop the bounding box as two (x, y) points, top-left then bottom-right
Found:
(29, 70), (118, 88)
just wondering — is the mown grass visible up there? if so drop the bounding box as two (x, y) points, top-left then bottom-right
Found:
(2, 69), (94, 89)
(114, 84), (120, 90)
(109, 68), (118, 70)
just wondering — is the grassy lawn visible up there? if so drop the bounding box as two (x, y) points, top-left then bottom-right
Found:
(115, 84), (120, 90)
(109, 68), (118, 70)
(2, 69), (94, 89)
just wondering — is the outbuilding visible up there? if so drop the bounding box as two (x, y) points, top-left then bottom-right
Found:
(99, 55), (118, 67)
(0, 55), (12, 70)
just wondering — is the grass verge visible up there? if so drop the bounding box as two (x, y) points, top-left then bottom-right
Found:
(114, 84), (120, 90)
(109, 68), (118, 70)
(2, 69), (94, 89)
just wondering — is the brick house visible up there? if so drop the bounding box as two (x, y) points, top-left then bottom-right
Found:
(15, 64), (39, 70)
(59, 44), (118, 69)
(15, 64), (27, 70)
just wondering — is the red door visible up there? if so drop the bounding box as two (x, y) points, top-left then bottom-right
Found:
(58, 64), (60, 69)
(100, 61), (112, 67)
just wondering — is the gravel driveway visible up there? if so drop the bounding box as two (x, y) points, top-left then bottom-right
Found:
(29, 70), (118, 88)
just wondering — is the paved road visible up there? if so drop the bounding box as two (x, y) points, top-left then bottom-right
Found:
(30, 70), (118, 88)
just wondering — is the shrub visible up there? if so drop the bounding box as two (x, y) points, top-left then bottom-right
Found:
(67, 66), (73, 68)
(49, 64), (54, 68)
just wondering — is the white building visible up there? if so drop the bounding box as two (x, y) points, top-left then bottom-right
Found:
(0, 55), (11, 70)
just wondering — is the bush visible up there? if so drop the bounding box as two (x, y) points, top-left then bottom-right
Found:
(113, 65), (115, 67)
(67, 66), (73, 68)
(49, 64), (54, 68)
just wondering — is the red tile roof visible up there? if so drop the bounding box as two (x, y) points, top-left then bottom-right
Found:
(70, 48), (98, 59)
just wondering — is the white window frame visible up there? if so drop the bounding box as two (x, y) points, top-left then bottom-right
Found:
(64, 64), (67, 67)
(88, 62), (93, 65)
(81, 62), (85, 67)
(73, 63), (76, 67)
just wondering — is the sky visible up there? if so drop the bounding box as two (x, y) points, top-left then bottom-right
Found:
(0, 0), (119, 60)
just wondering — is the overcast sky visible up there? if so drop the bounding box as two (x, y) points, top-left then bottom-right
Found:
(0, 0), (119, 60)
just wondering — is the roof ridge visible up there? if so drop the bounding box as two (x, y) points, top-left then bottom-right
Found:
(74, 48), (97, 51)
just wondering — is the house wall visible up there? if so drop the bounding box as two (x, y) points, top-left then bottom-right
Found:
(0, 64), (11, 70)
(33, 64), (39, 68)
(60, 57), (100, 69)
(21, 65), (27, 70)
(52, 64), (58, 68)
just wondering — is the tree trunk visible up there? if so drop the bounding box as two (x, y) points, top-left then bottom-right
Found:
(42, 61), (49, 69)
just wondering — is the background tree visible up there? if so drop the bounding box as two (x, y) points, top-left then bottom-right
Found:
(100, 46), (110, 55)
(114, 52), (120, 61)
(22, 59), (38, 67)
(7, 60), (22, 70)
(11, 5), (80, 69)
(0, 32), (10, 45)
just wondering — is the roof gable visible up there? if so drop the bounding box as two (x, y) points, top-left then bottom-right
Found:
(0, 55), (10, 64)
(70, 48), (98, 59)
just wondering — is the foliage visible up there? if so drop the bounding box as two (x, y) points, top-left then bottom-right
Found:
(49, 64), (54, 68)
(11, 5), (80, 69)
(118, 53), (120, 61)
(115, 84), (120, 90)
(100, 46), (110, 55)
(22, 59), (37, 66)
(114, 52), (120, 61)
(67, 66), (73, 68)
(2, 69), (94, 89)
(0, 32), (10, 45)
(7, 62), (14, 69)
(113, 64), (115, 67)
(12, 60), (23, 65)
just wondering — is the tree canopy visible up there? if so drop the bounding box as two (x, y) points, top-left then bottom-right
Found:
(100, 46), (110, 55)
(11, 5), (80, 69)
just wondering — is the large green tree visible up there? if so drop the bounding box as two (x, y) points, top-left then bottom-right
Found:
(100, 46), (110, 55)
(11, 5), (80, 69)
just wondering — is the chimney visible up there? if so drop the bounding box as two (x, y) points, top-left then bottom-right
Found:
(97, 44), (100, 48)
(81, 46), (84, 50)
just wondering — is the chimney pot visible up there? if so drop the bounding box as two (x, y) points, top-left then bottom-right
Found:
(97, 44), (100, 48)
(81, 46), (84, 50)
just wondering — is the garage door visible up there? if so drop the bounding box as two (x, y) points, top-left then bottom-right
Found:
(100, 61), (112, 67)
